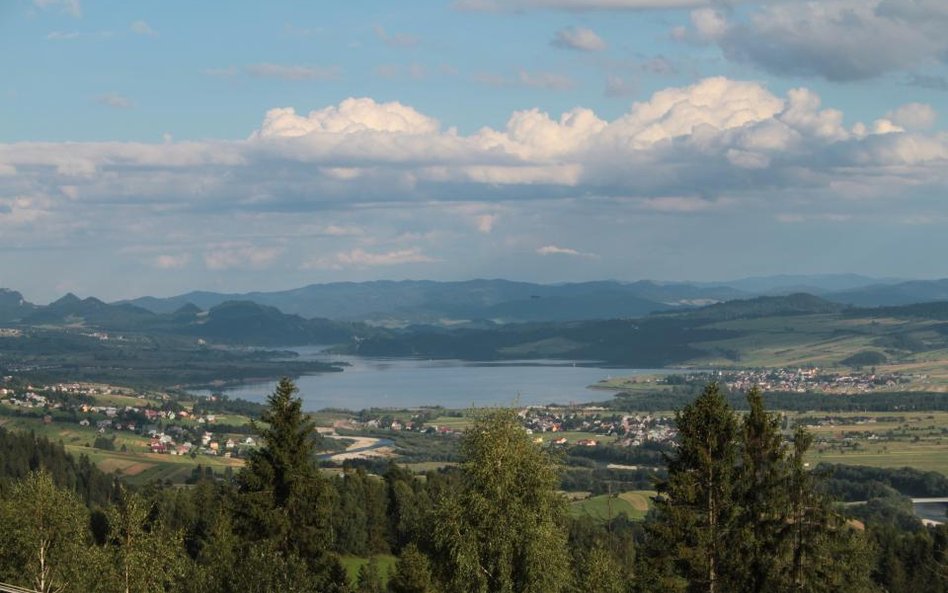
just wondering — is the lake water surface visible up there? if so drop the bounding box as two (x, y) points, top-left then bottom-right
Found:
(210, 347), (660, 411)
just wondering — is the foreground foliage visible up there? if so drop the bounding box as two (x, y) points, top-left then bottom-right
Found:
(0, 379), (944, 593)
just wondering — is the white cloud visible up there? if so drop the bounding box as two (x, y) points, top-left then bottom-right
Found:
(1, 79), (945, 248)
(95, 93), (133, 109)
(245, 63), (341, 81)
(685, 1), (948, 81)
(252, 97), (440, 139)
(304, 247), (438, 270)
(552, 26), (607, 51)
(130, 20), (157, 37)
(536, 244), (597, 258)
(886, 103), (938, 131)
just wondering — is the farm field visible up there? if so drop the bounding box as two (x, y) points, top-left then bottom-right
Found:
(795, 411), (948, 475)
(570, 490), (655, 522)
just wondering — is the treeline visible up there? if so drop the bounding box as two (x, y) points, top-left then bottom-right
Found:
(1, 380), (946, 593)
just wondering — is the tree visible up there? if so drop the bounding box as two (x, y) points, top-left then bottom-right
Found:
(0, 470), (90, 593)
(644, 382), (740, 593)
(733, 387), (791, 593)
(431, 407), (571, 593)
(102, 490), (188, 593)
(234, 377), (334, 568)
(388, 544), (436, 593)
(643, 383), (877, 593)
(780, 428), (875, 593)
(571, 543), (625, 593)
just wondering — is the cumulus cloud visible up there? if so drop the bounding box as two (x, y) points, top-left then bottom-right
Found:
(95, 93), (133, 109)
(252, 97), (440, 139)
(683, 1), (948, 81)
(552, 26), (607, 51)
(886, 103), (937, 131)
(2, 78), (946, 251)
(245, 63), (341, 81)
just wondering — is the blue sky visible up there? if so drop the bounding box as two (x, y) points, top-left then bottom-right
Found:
(2, 0), (948, 302)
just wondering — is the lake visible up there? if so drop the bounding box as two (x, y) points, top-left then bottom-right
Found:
(206, 347), (661, 411)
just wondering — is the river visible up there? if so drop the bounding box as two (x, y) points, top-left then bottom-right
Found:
(206, 346), (662, 411)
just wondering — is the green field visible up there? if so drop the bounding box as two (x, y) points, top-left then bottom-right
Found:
(0, 412), (245, 485)
(570, 490), (655, 521)
(797, 411), (948, 475)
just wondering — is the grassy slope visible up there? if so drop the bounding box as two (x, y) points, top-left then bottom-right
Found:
(569, 490), (655, 521)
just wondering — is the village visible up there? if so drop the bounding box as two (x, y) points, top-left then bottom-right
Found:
(0, 378), (255, 460)
(665, 367), (912, 394)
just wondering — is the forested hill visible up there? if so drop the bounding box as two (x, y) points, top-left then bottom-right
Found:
(0, 425), (114, 506)
(334, 293), (948, 368)
(1, 295), (363, 346)
(654, 292), (846, 321)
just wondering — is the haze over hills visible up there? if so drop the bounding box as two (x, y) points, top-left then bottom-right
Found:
(117, 275), (942, 324)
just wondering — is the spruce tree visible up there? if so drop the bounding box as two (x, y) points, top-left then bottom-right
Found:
(733, 387), (791, 593)
(642, 382), (740, 593)
(234, 377), (335, 571)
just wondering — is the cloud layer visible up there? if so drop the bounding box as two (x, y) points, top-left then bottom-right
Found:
(1, 78), (946, 296)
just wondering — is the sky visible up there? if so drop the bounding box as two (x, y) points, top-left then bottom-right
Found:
(2, 0), (948, 303)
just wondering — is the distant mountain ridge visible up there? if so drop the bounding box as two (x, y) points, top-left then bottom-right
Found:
(122, 279), (750, 323)
(0, 292), (360, 346)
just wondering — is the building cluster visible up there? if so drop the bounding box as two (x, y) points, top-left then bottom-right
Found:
(672, 368), (910, 394)
(0, 378), (253, 459)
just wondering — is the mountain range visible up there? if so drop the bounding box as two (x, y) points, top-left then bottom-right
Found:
(2, 275), (947, 344)
(117, 275), (945, 324)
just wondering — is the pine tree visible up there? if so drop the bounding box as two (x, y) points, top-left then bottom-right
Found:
(234, 377), (335, 569)
(781, 428), (875, 593)
(645, 382), (739, 593)
(733, 387), (791, 593)
(431, 407), (571, 593)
